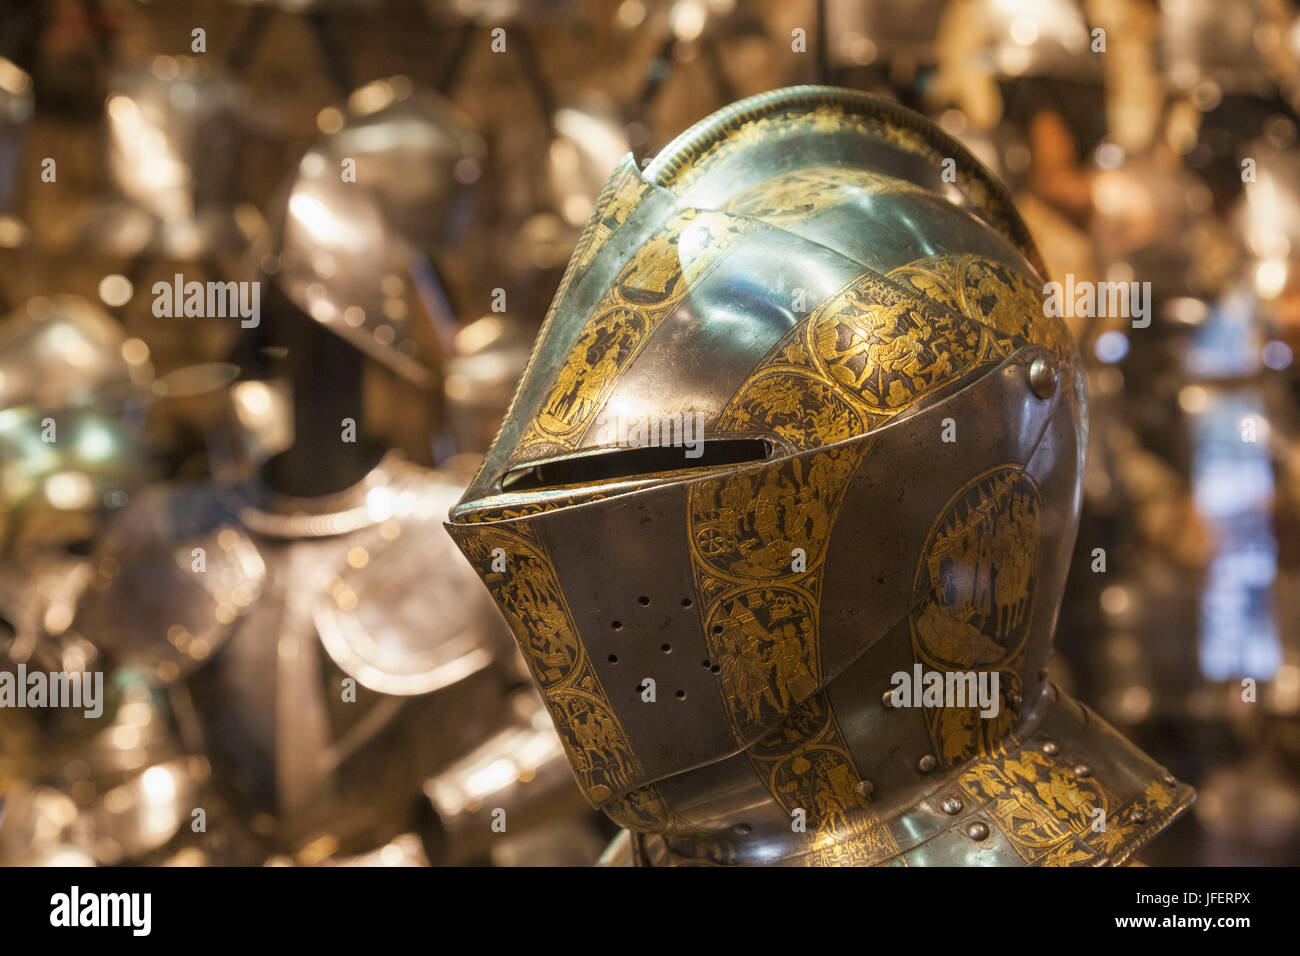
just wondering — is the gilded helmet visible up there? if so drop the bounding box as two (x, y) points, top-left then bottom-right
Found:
(447, 86), (1193, 865)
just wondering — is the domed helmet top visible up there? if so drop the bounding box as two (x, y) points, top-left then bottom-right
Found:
(317, 79), (484, 254)
(87, 60), (249, 260)
(448, 86), (1192, 865)
(259, 147), (436, 386)
(255, 81), (482, 389)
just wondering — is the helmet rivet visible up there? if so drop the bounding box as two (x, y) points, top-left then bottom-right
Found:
(1132, 810), (1148, 825)
(966, 821), (990, 841)
(733, 823), (751, 835)
(1074, 764), (1092, 778)
(881, 689), (895, 708)
(941, 797), (963, 815)
(1029, 357), (1058, 399)
(856, 780), (875, 798)
(1042, 741), (1060, 756)
(1163, 774), (1176, 785)
(917, 754), (937, 773)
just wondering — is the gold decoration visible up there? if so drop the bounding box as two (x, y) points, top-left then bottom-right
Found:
(673, 256), (1024, 858)
(747, 693), (901, 865)
(886, 253), (1084, 430)
(910, 465), (1042, 765)
(809, 275), (986, 413)
(959, 748), (1106, 862)
(514, 210), (756, 460)
(575, 160), (654, 273)
(723, 165), (926, 228)
(658, 104), (1020, 264)
(446, 522), (648, 809)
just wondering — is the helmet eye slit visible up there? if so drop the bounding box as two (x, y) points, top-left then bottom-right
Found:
(498, 438), (771, 492)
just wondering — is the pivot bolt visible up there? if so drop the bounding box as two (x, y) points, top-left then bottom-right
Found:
(1029, 357), (1059, 399)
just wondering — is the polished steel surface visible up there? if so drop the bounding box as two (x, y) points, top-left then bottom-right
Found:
(2, 0), (1291, 874)
(0, 296), (154, 552)
(318, 80), (484, 254)
(0, 57), (33, 220)
(445, 313), (536, 454)
(255, 83), (480, 387)
(65, 453), (582, 861)
(82, 62), (250, 261)
(0, 296), (149, 414)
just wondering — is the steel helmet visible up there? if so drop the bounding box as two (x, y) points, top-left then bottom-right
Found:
(447, 86), (1192, 865)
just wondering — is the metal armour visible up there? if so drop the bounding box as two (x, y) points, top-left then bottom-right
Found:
(74, 455), (520, 855)
(0, 57), (33, 220)
(317, 79), (483, 254)
(0, 296), (153, 551)
(447, 86), (1194, 866)
(255, 81), (482, 387)
(84, 62), (249, 260)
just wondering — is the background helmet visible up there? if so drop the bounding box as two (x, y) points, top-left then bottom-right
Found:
(447, 86), (1193, 865)
(0, 296), (153, 551)
(249, 80), (483, 389)
(84, 61), (249, 261)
